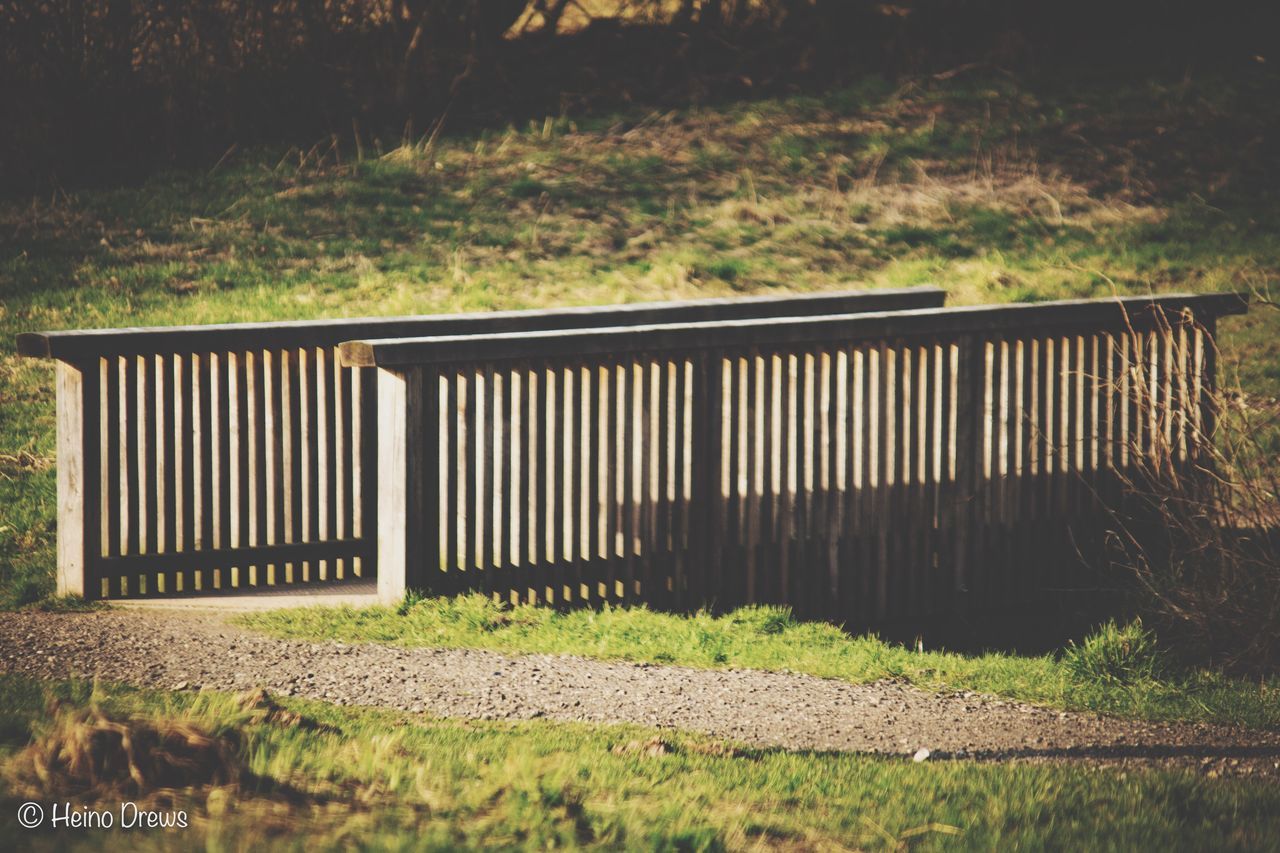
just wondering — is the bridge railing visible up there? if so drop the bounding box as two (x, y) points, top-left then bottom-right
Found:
(18, 286), (945, 599)
(343, 292), (1248, 621)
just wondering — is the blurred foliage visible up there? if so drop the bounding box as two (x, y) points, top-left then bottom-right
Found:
(2, 0), (1277, 190)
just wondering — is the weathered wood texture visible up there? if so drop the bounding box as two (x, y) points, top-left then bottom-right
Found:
(70, 346), (371, 598)
(28, 288), (942, 599)
(364, 294), (1246, 623)
(18, 287), (946, 359)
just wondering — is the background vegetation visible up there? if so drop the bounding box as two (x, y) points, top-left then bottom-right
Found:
(3, 0), (1277, 190)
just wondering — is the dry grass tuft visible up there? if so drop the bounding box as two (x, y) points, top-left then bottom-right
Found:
(236, 688), (339, 733)
(6, 695), (243, 800)
(611, 736), (675, 757)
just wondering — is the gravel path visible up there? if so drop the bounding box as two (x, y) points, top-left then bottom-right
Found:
(2, 610), (1278, 776)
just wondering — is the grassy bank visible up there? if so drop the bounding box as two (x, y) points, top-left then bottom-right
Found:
(1, 675), (1278, 851)
(242, 598), (1280, 729)
(3, 69), (1279, 607)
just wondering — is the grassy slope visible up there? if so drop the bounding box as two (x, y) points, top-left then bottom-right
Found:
(2, 675), (1278, 851)
(242, 597), (1280, 729)
(4, 71), (1280, 605)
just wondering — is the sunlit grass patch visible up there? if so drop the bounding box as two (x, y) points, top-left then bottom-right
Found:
(241, 597), (1280, 730)
(2, 676), (1279, 850)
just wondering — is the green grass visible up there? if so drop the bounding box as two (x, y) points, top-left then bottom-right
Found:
(4, 69), (1279, 850)
(2, 675), (1279, 851)
(240, 597), (1280, 730)
(3, 68), (1279, 606)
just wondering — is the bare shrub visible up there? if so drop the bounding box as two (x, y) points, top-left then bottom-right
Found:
(1102, 310), (1280, 675)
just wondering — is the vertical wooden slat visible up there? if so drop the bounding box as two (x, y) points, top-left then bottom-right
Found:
(98, 358), (109, 574)
(799, 350), (815, 552)
(483, 365), (497, 587)
(420, 367), (439, 593)
(1015, 337), (1032, 600)
(330, 354), (344, 578)
(285, 349), (300, 581)
(672, 357), (688, 606)
(160, 355), (176, 559)
(501, 368), (514, 590)
(510, 367), (526, 578)
(578, 363), (591, 596)
(725, 355), (741, 598)
(710, 351), (728, 605)
(549, 364), (564, 598)
(931, 340), (947, 613)
(916, 342), (932, 615)
(1173, 324), (1189, 462)
(536, 364), (551, 598)
(445, 370), (460, 580)
(1056, 335), (1071, 585)
(607, 361), (622, 597)
(936, 340), (956, 614)
(179, 354), (194, 557)
(990, 338), (1005, 604)
(798, 348), (819, 614)
(586, 364), (600, 592)
(199, 354), (215, 560)
(635, 357), (651, 600)
(360, 365), (377, 577)
(1084, 333), (1099, 515)
(824, 347), (843, 618)
(847, 346), (866, 618)
(898, 343), (915, 615)
(468, 367), (480, 580)
(248, 352), (264, 582)
(321, 347), (337, 579)
(235, 351), (250, 585)
(1118, 332), (1132, 471)
(1040, 335), (1055, 559)
(857, 346), (875, 620)
(622, 358), (638, 598)
(1073, 334), (1086, 513)
(761, 351), (776, 557)
(1147, 331), (1160, 462)
(584, 361), (597, 599)
(267, 351), (284, 582)
(567, 363), (580, 599)
(124, 353), (140, 561)
(743, 351), (757, 604)
(610, 361), (625, 596)
(301, 348), (317, 580)
(1000, 336), (1016, 603)
(773, 348), (793, 601)
(875, 342), (892, 619)
(1201, 318), (1218, 447)
(140, 354), (157, 565)
(528, 365), (542, 595)
(519, 366), (533, 588)
(656, 357), (672, 605)
(105, 357), (122, 563)
(952, 336), (977, 602)
(1103, 333), (1118, 488)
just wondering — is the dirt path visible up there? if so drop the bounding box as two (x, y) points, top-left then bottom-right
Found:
(1, 610), (1277, 776)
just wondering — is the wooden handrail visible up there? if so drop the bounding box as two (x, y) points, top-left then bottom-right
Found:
(340, 293), (1248, 368)
(17, 286), (945, 361)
